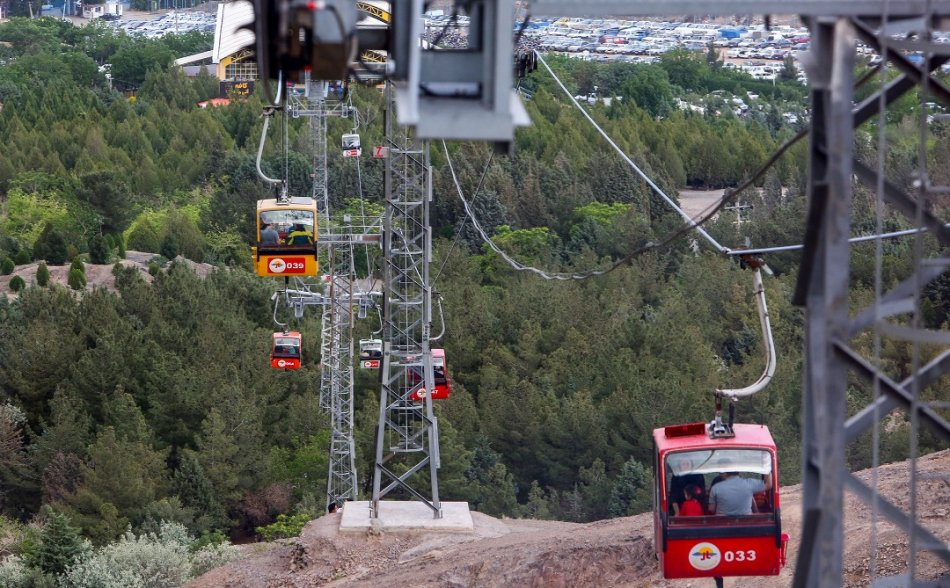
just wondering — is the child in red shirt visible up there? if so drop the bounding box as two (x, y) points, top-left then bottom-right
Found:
(679, 483), (705, 516)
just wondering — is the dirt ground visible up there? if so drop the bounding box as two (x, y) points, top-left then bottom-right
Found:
(185, 451), (949, 588)
(678, 189), (726, 221)
(0, 251), (215, 299)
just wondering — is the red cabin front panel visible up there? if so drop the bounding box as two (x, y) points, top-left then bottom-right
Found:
(271, 356), (301, 370)
(408, 382), (450, 402)
(662, 534), (783, 578)
(271, 332), (302, 371)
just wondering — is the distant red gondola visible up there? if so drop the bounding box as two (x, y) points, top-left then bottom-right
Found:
(409, 348), (451, 401)
(653, 422), (789, 581)
(271, 331), (302, 370)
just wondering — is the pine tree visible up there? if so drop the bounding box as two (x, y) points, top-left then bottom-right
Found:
(13, 249), (30, 265)
(88, 234), (109, 264)
(521, 481), (552, 520)
(174, 452), (226, 532)
(607, 457), (652, 517)
(34, 224), (68, 265)
(0, 257), (12, 275)
(36, 262), (50, 286)
(160, 233), (181, 260)
(9, 275), (25, 292)
(67, 268), (86, 290)
(29, 507), (86, 576)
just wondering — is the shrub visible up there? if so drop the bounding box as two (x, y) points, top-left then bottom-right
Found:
(63, 523), (191, 588)
(0, 555), (28, 588)
(34, 225), (68, 265)
(36, 263), (50, 287)
(148, 262), (160, 276)
(9, 276), (25, 292)
(88, 235), (110, 264)
(255, 513), (312, 541)
(62, 521), (239, 588)
(70, 257), (85, 273)
(189, 542), (241, 577)
(0, 513), (42, 558)
(104, 234), (116, 251)
(159, 233), (180, 260)
(67, 268), (86, 290)
(13, 249), (30, 265)
(0, 257), (12, 275)
(126, 221), (160, 253)
(116, 234), (126, 259)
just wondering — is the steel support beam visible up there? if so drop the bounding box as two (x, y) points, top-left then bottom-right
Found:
(798, 18), (856, 588)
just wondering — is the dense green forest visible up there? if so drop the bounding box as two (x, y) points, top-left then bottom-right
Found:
(0, 15), (948, 585)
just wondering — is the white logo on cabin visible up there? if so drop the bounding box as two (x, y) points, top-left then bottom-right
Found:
(688, 542), (721, 571)
(268, 258), (287, 273)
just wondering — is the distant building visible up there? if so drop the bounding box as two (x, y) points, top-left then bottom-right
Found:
(80, 1), (121, 19)
(211, 2), (256, 84)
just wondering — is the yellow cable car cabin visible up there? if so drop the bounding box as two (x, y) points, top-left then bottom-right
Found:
(253, 197), (319, 277)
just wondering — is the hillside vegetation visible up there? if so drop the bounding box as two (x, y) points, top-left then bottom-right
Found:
(0, 15), (948, 586)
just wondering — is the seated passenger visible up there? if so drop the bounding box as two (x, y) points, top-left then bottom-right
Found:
(708, 469), (773, 516)
(678, 484), (705, 516)
(260, 222), (280, 245)
(286, 224), (314, 246)
(670, 466), (705, 515)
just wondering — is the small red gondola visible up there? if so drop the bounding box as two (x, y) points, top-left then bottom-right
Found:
(653, 422), (789, 581)
(359, 338), (383, 369)
(271, 331), (302, 370)
(408, 349), (451, 401)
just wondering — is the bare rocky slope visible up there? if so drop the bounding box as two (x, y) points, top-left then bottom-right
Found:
(186, 451), (949, 588)
(0, 251), (215, 297)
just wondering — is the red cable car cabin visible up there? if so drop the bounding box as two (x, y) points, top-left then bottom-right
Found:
(271, 332), (302, 370)
(408, 349), (451, 401)
(653, 422), (789, 581)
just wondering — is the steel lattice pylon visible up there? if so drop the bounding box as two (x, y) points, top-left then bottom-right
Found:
(794, 15), (950, 588)
(286, 76), (361, 508)
(371, 83), (442, 518)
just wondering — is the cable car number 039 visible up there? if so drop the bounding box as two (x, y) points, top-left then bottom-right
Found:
(723, 550), (756, 562)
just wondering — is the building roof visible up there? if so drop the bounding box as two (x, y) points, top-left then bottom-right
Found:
(212, 0), (254, 64)
(176, 50), (214, 65)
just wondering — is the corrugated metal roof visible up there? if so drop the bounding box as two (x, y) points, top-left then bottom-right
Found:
(176, 50), (213, 65)
(213, 0), (255, 63)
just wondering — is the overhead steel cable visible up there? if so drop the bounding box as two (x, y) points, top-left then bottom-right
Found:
(536, 51), (936, 259)
(447, 50), (945, 281)
(535, 51), (730, 254)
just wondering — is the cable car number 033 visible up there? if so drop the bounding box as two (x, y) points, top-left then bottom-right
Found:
(723, 550), (756, 562)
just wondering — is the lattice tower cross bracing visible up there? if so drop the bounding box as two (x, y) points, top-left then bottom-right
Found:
(287, 77), (361, 508)
(372, 82), (442, 518)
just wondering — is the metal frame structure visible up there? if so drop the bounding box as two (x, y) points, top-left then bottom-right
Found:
(793, 15), (950, 588)
(284, 76), (380, 509)
(371, 83), (442, 518)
